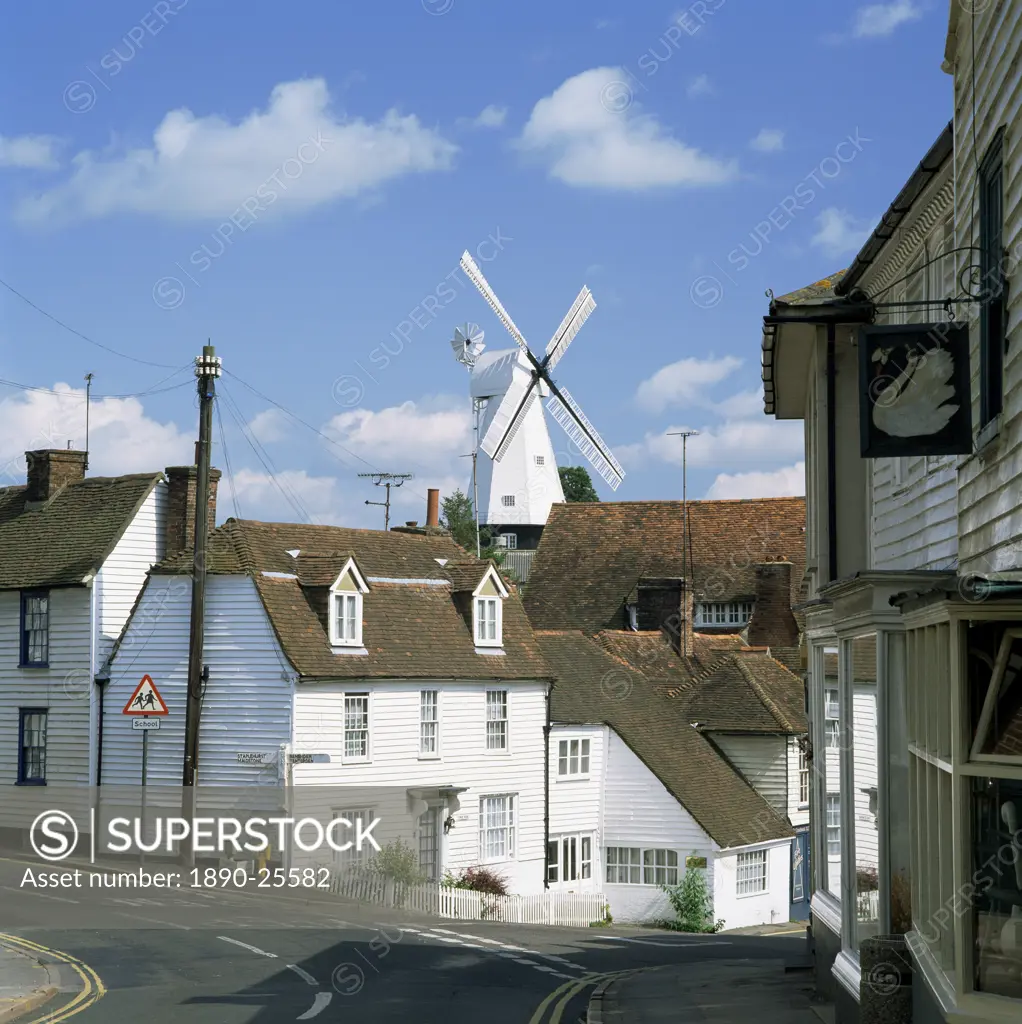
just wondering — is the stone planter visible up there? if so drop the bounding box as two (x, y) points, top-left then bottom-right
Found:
(859, 934), (913, 1024)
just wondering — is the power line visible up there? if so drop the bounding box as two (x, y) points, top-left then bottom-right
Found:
(0, 276), (181, 369)
(214, 398), (242, 523)
(0, 373), (193, 400)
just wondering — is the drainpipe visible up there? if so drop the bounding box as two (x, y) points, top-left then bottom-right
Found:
(826, 324), (838, 584)
(95, 675), (109, 786)
(543, 682), (551, 890)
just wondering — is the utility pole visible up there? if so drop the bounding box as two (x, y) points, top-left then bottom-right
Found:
(668, 431), (699, 658)
(358, 472), (413, 529)
(84, 373), (93, 471)
(181, 344), (221, 866)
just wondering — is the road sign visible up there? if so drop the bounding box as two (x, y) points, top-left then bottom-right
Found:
(132, 718), (160, 731)
(237, 752), (273, 765)
(122, 674), (169, 716)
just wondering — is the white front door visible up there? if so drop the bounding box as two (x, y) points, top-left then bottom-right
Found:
(547, 833), (593, 890)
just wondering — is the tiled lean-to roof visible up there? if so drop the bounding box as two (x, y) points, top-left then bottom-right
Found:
(0, 473), (162, 590)
(155, 518), (551, 681)
(524, 498), (806, 633)
(537, 630), (795, 849)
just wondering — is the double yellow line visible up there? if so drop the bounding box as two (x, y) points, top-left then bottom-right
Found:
(0, 933), (105, 1024)
(529, 968), (638, 1024)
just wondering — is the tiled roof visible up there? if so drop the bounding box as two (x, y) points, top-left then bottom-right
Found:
(772, 272), (846, 307)
(156, 519), (551, 681)
(537, 630), (794, 849)
(524, 498), (806, 632)
(0, 474), (161, 590)
(441, 560), (488, 592)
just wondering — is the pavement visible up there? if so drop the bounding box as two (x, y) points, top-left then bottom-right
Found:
(0, 940), (58, 1023)
(588, 958), (821, 1023)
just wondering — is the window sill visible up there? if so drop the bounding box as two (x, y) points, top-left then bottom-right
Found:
(475, 646), (506, 656)
(15, 779), (47, 786)
(798, 803), (810, 810)
(18, 664), (49, 670)
(831, 949), (861, 1002)
(331, 645), (368, 656)
(417, 753), (441, 761)
(736, 888), (768, 899)
(484, 749), (512, 756)
(341, 757), (371, 766)
(975, 415), (1001, 456)
(554, 774), (591, 782)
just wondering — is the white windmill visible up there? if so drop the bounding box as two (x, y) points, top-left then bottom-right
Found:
(450, 251), (625, 552)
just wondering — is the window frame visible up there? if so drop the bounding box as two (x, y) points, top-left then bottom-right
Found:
(474, 596), (503, 647)
(19, 590), (50, 668)
(798, 747), (809, 807)
(547, 833), (594, 886)
(332, 806), (376, 871)
(826, 794), (841, 857)
(501, 494), (516, 507)
(694, 600), (754, 626)
(478, 793), (516, 862)
(419, 689), (440, 759)
(556, 737), (591, 778)
(328, 559), (368, 649)
(978, 126), (1006, 429)
(17, 708), (48, 785)
(606, 846), (680, 886)
(342, 692), (371, 762)
(736, 849), (768, 896)
(485, 689), (509, 752)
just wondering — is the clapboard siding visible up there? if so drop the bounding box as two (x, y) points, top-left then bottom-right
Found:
(0, 587), (93, 804)
(103, 574), (293, 787)
(711, 734), (788, 816)
(953, 2), (1022, 575)
(96, 482), (166, 663)
(713, 840), (792, 930)
(852, 685), (879, 870)
(603, 729), (715, 923)
(292, 679), (548, 894)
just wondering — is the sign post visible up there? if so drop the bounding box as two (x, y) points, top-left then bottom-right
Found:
(122, 675), (169, 865)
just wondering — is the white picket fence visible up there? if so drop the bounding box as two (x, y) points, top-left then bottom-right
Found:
(857, 888), (880, 922)
(331, 871), (608, 927)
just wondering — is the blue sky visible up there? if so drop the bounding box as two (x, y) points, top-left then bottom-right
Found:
(0, 0), (951, 527)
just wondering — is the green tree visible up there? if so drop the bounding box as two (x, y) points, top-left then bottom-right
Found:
(559, 465), (600, 502)
(440, 488), (503, 562)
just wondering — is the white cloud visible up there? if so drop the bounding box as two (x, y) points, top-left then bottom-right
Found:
(247, 408), (290, 444)
(704, 461), (806, 499)
(595, 18), (616, 30)
(811, 207), (876, 258)
(516, 67), (738, 190)
(459, 105), (508, 129)
(0, 384), (191, 485)
(323, 397), (471, 471)
(619, 417), (804, 472)
(16, 78), (457, 224)
(712, 388), (765, 419)
(635, 356), (743, 413)
(0, 133), (60, 170)
(230, 467), (351, 526)
(686, 75), (713, 98)
(853, 1), (922, 37)
(750, 128), (784, 153)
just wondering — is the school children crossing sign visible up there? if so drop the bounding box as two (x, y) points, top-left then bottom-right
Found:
(122, 674), (169, 716)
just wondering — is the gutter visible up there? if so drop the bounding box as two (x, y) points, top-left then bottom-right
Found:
(834, 121), (953, 297)
(826, 324), (838, 583)
(542, 681), (551, 890)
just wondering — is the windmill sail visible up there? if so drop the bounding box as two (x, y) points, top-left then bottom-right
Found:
(480, 373), (538, 458)
(460, 252), (531, 355)
(545, 287), (595, 371)
(546, 388), (624, 490)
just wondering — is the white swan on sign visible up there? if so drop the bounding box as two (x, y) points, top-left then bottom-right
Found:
(872, 348), (958, 437)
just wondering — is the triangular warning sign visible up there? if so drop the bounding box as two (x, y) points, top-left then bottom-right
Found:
(122, 674), (169, 715)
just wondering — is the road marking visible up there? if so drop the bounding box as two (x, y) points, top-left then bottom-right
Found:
(428, 928), (587, 970)
(296, 991), (333, 1019)
(113, 911), (192, 930)
(286, 964), (318, 986)
(594, 935), (732, 948)
(1, 885), (80, 905)
(216, 935), (278, 958)
(0, 933), (106, 1024)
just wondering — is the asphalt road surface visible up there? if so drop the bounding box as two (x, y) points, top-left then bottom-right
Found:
(1, 853), (805, 1024)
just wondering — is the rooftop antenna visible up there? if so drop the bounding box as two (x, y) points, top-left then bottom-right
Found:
(84, 372), (93, 470)
(668, 431), (700, 658)
(358, 472), (413, 530)
(451, 323), (486, 557)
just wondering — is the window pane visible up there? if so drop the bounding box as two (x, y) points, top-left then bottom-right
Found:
(971, 629), (1022, 757)
(547, 841), (559, 882)
(818, 645), (842, 899)
(20, 711), (47, 781)
(850, 635), (880, 949)
(580, 739), (590, 774)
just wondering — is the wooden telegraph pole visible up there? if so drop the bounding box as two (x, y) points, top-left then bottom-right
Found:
(181, 344), (221, 866)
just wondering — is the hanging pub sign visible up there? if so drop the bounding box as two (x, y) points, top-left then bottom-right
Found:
(858, 323), (972, 458)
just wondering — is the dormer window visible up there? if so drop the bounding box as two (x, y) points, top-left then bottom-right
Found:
(472, 564), (509, 649)
(328, 557), (369, 648)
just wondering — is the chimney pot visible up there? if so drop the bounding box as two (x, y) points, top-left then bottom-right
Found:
(426, 488), (440, 528)
(25, 449), (88, 505)
(406, 521), (418, 528)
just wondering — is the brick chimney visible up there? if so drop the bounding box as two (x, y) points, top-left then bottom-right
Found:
(634, 577), (693, 656)
(25, 449), (87, 507)
(426, 489), (440, 528)
(747, 562), (800, 656)
(164, 455), (222, 558)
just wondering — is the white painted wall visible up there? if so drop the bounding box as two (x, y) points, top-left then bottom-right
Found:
(787, 735), (810, 827)
(713, 840), (792, 930)
(103, 574), (293, 788)
(712, 734), (788, 815)
(292, 678), (549, 895)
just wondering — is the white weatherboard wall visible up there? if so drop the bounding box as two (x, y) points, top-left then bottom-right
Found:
(713, 841), (792, 930)
(712, 734), (788, 815)
(104, 574), (293, 788)
(292, 679), (548, 895)
(548, 723), (605, 891)
(602, 729), (714, 923)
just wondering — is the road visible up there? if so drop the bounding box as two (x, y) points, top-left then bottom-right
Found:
(0, 854), (806, 1023)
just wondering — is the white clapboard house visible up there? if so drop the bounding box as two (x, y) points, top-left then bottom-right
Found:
(100, 517), (554, 893)
(0, 447), (218, 836)
(760, 8), (1022, 1015)
(524, 499), (810, 928)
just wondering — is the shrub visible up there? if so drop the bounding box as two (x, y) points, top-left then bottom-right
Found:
(372, 839), (426, 886)
(660, 861), (723, 933)
(856, 865), (880, 893)
(441, 865), (509, 895)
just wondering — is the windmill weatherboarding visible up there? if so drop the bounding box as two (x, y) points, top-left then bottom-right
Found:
(457, 250), (625, 492)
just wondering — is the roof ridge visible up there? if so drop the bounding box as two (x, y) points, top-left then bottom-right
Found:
(732, 651), (797, 732)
